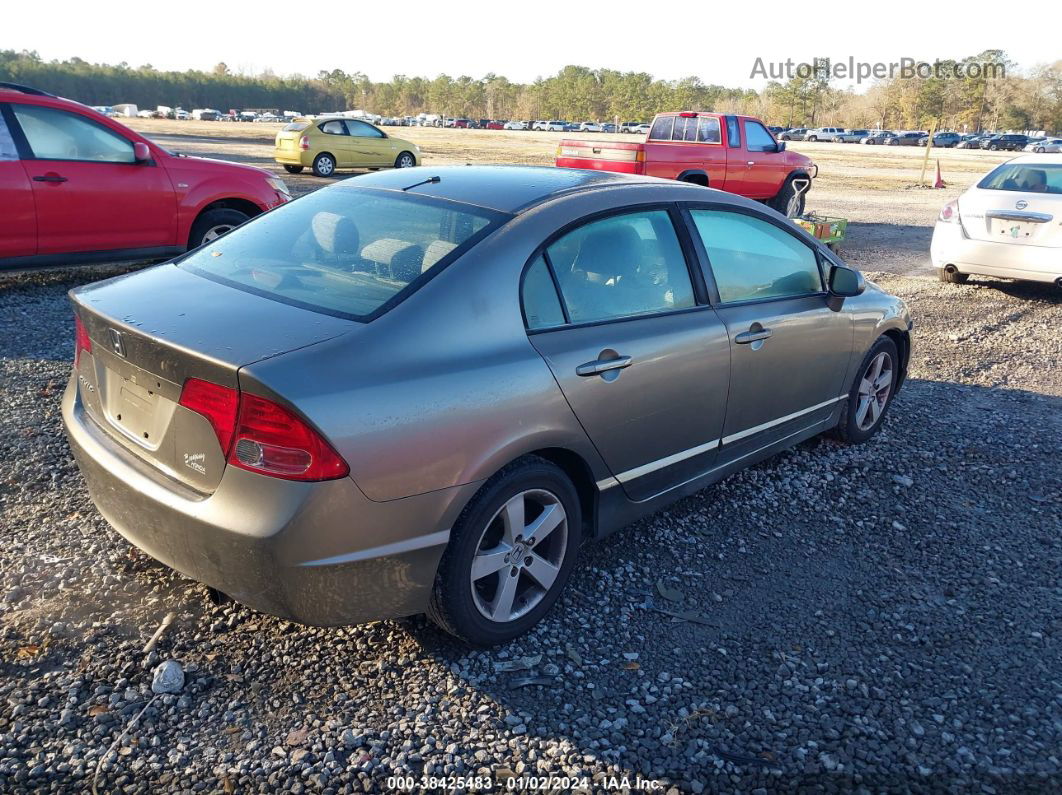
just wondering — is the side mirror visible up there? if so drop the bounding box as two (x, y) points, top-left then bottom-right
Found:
(828, 264), (865, 297)
(775, 140), (786, 152)
(133, 142), (151, 162)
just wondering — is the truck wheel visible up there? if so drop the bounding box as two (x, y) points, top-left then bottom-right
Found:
(282, 164), (303, 174)
(770, 176), (806, 218)
(807, 135), (818, 142)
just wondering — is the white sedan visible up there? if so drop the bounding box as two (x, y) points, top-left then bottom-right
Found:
(931, 154), (1062, 286)
(1025, 138), (1062, 153)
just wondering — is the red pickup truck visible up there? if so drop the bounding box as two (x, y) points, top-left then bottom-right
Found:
(555, 111), (816, 216)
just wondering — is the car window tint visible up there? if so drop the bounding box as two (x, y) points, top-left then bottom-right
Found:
(744, 121), (776, 152)
(12, 105), (135, 163)
(977, 163), (1062, 194)
(319, 120), (346, 135)
(648, 116), (674, 141)
(0, 111), (16, 160)
(696, 116), (721, 143)
(546, 210), (695, 324)
(522, 255), (566, 330)
(180, 187), (506, 320)
(691, 210), (823, 303)
(347, 120), (385, 138)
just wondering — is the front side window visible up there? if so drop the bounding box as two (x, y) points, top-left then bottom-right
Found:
(319, 120), (346, 135)
(180, 187), (507, 320)
(691, 209), (823, 303)
(744, 121), (776, 152)
(977, 163), (1062, 194)
(648, 116), (674, 141)
(347, 120), (385, 138)
(544, 210), (696, 324)
(12, 104), (135, 163)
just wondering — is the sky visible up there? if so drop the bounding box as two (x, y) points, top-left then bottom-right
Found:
(5, 0), (1058, 91)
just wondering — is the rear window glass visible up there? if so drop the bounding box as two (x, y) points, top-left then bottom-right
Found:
(179, 187), (508, 320)
(282, 121), (309, 132)
(977, 163), (1062, 194)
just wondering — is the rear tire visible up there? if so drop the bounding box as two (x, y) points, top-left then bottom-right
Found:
(312, 153), (336, 177)
(427, 457), (582, 646)
(938, 268), (969, 284)
(187, 208), (250, 249)
(282, 164), (303, 174)
(832, 336), (899, 444)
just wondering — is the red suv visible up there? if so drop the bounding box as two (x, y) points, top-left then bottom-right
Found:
(0, 83), (291, 268)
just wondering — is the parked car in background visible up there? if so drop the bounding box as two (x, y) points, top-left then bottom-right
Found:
(861, 131), (897, 145)
(601, 123), (617, 133)
(504, 120), (528, 130)
(485, 120), (505, 130)
(956, 134), (984, 149)
(0, 82), (290, 267)
(832, 129), (869, 143)
(452, 119), (476, 129)
(919, 131), (962, 148)
(273, 117), (420, 177)
(535, 120), (568, 132)
(174, 109), (189, 120)
(1026, 138), (1062, 153)
(932, 154), (1062, 286)
(805, 127), (845, 142)
(63, 164), (910, 645)
(886, 132), (926, 146)
(619, 122), (644, 133)
(780, 128), (807, 141)
(982, 134), (1030, 151)
(556, 111), (817, 216)
(767, 125), (785, 135)
(579, 122), (604, 132)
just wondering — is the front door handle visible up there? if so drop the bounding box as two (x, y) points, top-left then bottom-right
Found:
(576, 355), (632, 377)
(734, 327), (773, 344)
(33, 174), (68, 183)
(747, 160), (756, 166)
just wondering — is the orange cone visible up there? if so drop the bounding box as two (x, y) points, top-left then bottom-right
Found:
(934, 159), (946, 189)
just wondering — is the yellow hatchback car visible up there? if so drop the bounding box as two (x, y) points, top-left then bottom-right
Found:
(275, 117), (421, 177)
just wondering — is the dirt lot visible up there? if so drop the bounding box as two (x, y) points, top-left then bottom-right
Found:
(0, 122), (1059, 792)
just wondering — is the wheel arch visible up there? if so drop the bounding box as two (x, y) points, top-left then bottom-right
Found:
(676, 169), (709, 187)
(881, 327), (911, 389)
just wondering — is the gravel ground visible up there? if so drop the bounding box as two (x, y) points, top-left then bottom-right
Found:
(1, 182), (1061, 790)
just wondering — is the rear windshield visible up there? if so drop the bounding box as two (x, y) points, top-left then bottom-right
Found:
(179, 187), (508, 320)
(977, 163), (1062, 194)
(282, 121), (310, 131)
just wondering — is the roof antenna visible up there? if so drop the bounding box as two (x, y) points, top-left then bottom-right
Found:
(401, 175), (441, 191)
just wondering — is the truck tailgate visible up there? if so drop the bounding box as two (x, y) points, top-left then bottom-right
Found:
(555, 139), (645, 174)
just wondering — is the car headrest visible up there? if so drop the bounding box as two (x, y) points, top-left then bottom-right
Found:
(311, 212), (360, 259)
(422, 240), (458, 272)
(360, 238), (425, 282)
(574, 224), (643, 281)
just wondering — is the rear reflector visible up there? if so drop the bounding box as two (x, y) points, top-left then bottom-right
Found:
(179, 378), (348, 481)
(74, 315), (92, 366)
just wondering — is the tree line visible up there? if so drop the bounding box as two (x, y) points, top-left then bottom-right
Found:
(2, 49), (1058, 133)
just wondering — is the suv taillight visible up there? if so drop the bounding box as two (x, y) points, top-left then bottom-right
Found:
(74, 315), (92, 366)
(178, 379), (348, 481)
(299, 135), (310, 150)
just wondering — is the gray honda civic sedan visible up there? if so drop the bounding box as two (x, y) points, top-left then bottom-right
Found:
(63, 165), (912, 645)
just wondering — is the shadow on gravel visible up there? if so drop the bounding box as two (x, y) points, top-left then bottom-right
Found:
(844, 221), (933, 255)
(960, 277), (1062, 304)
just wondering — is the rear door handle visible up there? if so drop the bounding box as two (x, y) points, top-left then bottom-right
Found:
(33, 174), (68, 183)
(734, 328), (773, 344)
(576, 355), (632, 376)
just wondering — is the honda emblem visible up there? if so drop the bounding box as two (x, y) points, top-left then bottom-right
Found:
(108, 328), (126, 358)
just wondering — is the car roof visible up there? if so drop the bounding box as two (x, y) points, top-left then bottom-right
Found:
(345, 165), (674, 214)
(1007, 153), (1062, 166)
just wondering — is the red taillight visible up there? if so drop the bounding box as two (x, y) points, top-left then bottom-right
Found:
(679, 112), (697, 118)
(74, 315), (92, 366)
(939, 199), (959, 223)
(229, 393), (348, 481)
(299, 135), (309, 150)
(179, 378), (239, 455)
(178, 379), (347, 481)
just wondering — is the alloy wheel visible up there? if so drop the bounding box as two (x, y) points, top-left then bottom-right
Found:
(202, 224), (235, 243)
(397, 153), (415, 168)
(855, 352), (894, 431)
(469, 489), (568, 623)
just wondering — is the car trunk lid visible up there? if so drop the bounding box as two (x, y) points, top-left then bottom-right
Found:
(71, 264), (355, 493)
(959, 189), (1061, 248)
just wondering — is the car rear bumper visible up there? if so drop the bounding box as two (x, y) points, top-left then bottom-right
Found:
(274, 151), (312, 166)
(930, 222), (1062, 283)
(63, 376), (475, 626)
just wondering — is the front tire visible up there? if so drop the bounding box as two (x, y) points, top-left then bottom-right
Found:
(832, 336), (900, 444)
(769, 175), (807, 217)
(394, 151), (416, 168)
(427, 457), (582, 646)
(187, 208), (250, 249)
(807, 135), (818, 142)
(312, 153), (336, 177)
(282, 164), (303, 174)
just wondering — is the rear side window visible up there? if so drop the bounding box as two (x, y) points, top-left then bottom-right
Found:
(544, 210), (696, 324)
(726, 117), (741, 148)
(180, 187), (507, 321)
(691, 209), (823, 303)
(978, 163), (1062, 194)
(522, 256), (566, 330)
(648, 116), (674, 141)
(671, 116), (698, 142)
(12, 104), (135, 163)
(319, 120), (346, 135)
